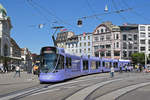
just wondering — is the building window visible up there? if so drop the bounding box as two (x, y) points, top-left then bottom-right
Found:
(100, 52), (105, 57)
(140, 32), (146, 37)
(114, 51), (120, 56)
(106, 35), (111, 40)
(149, 46), (150, 51)
(134, 47), (138, 49)
(114, 43), (115, 48)
(94, 46), (99, 51)
(84, 36), (86, 40)
(100, 36), (104, 41)
(149, 40), (150, 44)
(128, 34), (132, 41)
(84, 49), (86, 53)
(123, 51), (127, 57)
(88, 36), (90, 40)
(80, 43), (82, 47)
(106, 45), (111, 48)
(148, 26), (150, 31)
(116, 34), (119, 39)
(134, 35), (137, 40)
(140, 47), (145, 51)
(129, 51), (132, 56)
(116, 42), (119, 48)
(123, 35), (127, 40)
(94, 37), (98, 41)
(88, 42), (90, 46)
(101, 29), (104, 33)
(123, 42), (127, 49)
(140, 26), (145, 31)
(100, 45), (104, 49)
(80, 49), (82, 53)
(97, 30), (99, 34)
(140, 40), (145, 44)
(106, 51), (111, 56)
(129, 44), (132, 49)
(84, 42), (86, 46)
(148, 33), (150, 37)
(88, 48), (90, 52)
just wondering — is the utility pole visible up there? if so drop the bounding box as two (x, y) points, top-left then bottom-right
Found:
(51, 26), (64, 47)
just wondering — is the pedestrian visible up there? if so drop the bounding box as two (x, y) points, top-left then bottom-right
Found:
(0, 63), (4, 73)
(110, 66), (114, 78)
(125, 65), (128, 72)
(13, 65), (20, 77)
(119, 66), (122, 73)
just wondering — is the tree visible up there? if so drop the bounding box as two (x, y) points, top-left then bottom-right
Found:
(131, 53), (145, 65)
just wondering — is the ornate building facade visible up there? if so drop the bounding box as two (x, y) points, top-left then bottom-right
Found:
(92, 21), (121, 59)
(0, 4), (12, 57)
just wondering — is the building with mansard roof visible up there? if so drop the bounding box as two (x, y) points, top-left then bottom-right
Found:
(92, 21), (121, 59)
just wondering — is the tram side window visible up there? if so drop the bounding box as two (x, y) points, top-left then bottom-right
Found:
(91, 61), (96, 70)
(56, 55), (64, 70)
(113, 62), (118, 68)
(66, 57), (72, 68)
(102, 62), (105, 67)
(110, 62), (112, 68)
(96, 61), (100, 69)
(83, 60), (88, 70)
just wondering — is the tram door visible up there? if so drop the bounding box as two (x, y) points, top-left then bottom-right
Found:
(65, 57), (72, 78)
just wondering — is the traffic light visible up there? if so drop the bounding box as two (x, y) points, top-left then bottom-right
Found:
(77, 19), (82, 27)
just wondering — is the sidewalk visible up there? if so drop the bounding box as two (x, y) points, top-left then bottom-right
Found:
(0, 71), (39, 85)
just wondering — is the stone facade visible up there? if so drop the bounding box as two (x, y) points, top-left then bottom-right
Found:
(56, 31), (74, 48)
(92, 21), (121, 59)
(0, 4), (12, 57)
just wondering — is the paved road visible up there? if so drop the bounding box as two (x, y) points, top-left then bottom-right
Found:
(1, 72), (150, 100)
(0, 72), (39, 97)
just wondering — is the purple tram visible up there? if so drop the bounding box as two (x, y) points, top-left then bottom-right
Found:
(39, 46), (130, 83)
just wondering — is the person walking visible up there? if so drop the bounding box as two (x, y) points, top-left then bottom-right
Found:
(110, 66), (115, 78)
(13, 65), (20, 77)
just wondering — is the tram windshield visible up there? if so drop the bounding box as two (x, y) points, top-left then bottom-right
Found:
(40, 47), (64, 73)
(40, 53), (57, 73)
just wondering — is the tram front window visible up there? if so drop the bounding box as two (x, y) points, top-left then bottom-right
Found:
(41, 53), (57, 73)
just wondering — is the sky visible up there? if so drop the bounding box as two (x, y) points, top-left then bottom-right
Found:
(0, 0), (150, 54)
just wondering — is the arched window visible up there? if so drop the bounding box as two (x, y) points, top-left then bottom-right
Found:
(101, 29), (104, 33)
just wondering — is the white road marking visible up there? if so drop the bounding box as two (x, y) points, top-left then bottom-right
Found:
(95, 82), (150, 100)
(29, 88), (61, 97)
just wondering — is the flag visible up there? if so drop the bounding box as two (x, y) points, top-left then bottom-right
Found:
(83, 32), (86, 37)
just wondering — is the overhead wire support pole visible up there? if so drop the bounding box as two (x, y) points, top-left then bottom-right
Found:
(52, 26), (64, 47)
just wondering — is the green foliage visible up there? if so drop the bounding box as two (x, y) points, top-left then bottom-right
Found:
(131, 53), (145, 65)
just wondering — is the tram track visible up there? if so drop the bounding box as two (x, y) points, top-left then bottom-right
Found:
(1, 73), (150, 100)
(65, 74), (150, 100)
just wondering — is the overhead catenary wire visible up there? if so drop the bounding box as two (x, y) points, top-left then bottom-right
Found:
(111, 0), (128, 22)
(27, 0), (77, 31)
(121, 0), (150, 22)
(86, 0), (101, 20)
(78, 8), (132, 20)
